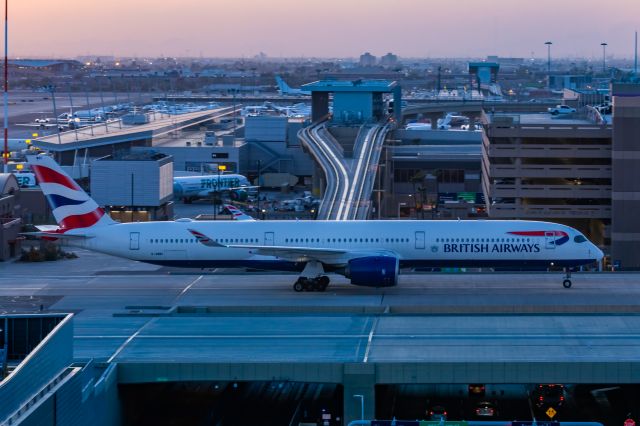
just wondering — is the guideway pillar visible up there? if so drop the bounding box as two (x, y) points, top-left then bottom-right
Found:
(343, 363), (375, 424)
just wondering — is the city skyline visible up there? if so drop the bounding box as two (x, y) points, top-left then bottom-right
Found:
(6, 0), (640, 59)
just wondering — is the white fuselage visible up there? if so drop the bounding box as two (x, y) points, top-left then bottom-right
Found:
(173, 174), (251, 200)
(72, 219), (601, 271)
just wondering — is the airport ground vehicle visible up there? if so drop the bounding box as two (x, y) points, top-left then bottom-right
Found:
(548, 105), (577, 115)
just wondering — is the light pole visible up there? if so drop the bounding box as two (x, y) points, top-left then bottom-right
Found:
(3, 0), (8, 173)
(214, 164), (226, 220)
(544, 41), (552, 87)
(601, 42), (608, 73)
(256, 159), (261, 218)
(353, 394), (364, 421)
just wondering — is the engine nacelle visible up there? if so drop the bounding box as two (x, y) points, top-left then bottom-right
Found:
(346, 256), (399, 287)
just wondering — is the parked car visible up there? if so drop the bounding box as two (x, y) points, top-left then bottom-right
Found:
(548, 105), (576, 115)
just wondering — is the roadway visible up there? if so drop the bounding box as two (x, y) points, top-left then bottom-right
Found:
(3, 251), (640, 422)
(32, 106), (238, 150)
(3, 249), (640, 364)
(299, 121), (388, 220)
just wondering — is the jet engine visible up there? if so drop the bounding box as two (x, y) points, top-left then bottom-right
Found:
(345, 256), (399, 287)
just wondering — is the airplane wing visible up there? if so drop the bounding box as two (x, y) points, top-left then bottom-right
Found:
(20, 231), (92, 239)
(187, 228), (347, 261)
(16, 123), (62, 128)
(227, 186), (260, 190)
(21, 225), (94, 239)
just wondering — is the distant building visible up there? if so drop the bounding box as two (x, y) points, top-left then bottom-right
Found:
(468, 62), (500, 86)
(8, 59), (82, 73)
(548, 74), (592, 91)
(481, 111), (612, 260)
(610, 83), (640, 270)
(90, 152), (174, 221)
(379, 53), (398, 69)
(0, 174), (22, 260)
(359, 52), (377, 67)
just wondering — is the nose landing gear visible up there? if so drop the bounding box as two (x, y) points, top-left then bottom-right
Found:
(562, 268), (572, 288)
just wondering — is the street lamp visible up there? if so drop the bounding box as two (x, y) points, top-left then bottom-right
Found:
(544, 41), (553, 87)
(601, 42), (608, 73)
(353, 394), (364, 421)
(256, 159), (262, 216)
(213, 164), (226, 220)
(3, 0), (8, 173)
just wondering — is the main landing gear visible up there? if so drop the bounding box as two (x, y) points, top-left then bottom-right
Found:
(293, 276), (330, 292)
(293, 261), (330, 292)
(562, 268), (572, 289)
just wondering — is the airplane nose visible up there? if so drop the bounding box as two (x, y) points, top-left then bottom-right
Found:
(591, 244), (604, 261)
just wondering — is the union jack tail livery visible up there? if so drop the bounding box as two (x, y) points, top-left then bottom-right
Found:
(26, 155), (115, 231)
(224, 204), (255, 221)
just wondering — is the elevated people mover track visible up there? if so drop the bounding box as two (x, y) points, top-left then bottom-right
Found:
(298, 120), (389, 221)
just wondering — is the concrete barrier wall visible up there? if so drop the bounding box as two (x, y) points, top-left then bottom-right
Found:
(0, 314), (73, 423)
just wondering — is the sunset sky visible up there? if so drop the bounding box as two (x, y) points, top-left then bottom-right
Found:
(7, 0), (640, 59)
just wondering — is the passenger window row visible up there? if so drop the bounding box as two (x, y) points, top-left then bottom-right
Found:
(150, 238), (197, 244)
(150, 238), (259, 244)
(435, 237), (531, 243)
(283, 238), (409, 244)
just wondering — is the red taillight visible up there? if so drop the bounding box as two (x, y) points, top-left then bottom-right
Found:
(560, 396), (565, 401)
(429, 411), (433, 416)
(539, 396), (544, 401)
(444, 412), (447, 416)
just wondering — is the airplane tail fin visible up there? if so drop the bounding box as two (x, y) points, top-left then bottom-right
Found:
(275, 76), (290, 94)
(26, 155), (115, 231)
(224, 204), (256, 221)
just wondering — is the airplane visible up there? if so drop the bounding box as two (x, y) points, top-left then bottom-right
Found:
(26, 154), (603, 292)
(173, 173), (254, 203)
(275, 76), (310, 96)
(13, 171), (37, 187)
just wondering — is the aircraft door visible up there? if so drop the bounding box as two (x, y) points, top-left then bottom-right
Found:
(129, 232), (140, 250)
(415, 231), (425, 249)
(264, 232), (274, 246)
(545, 231), (556, 249)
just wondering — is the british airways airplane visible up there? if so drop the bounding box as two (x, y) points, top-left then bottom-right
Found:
(27, 155), (603, 292)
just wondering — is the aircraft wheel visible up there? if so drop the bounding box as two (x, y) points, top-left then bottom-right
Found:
(318, 276), (330, 292)
(563, 279), (572, 289)
(293, 280), (304, 292)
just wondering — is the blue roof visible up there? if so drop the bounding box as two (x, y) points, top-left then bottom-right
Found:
(302, 79), (397, 92)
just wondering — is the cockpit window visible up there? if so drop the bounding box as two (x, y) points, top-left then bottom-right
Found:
(574, 235), (587, 243)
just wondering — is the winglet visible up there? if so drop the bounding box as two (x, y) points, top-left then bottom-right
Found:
(188, 229), (226, 247)
(224, 204), (255, 221)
